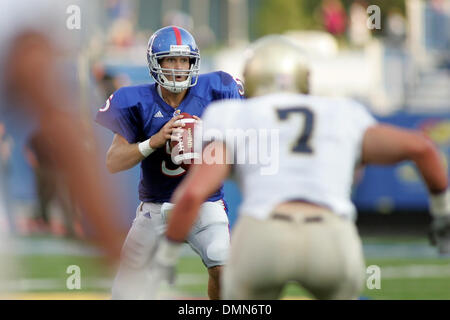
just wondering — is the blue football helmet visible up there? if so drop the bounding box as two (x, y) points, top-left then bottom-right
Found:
(147, 26), (200, 93)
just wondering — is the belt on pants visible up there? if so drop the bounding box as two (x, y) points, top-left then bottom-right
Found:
(270, 202), (332, 224)
(271, 213), (324, 223)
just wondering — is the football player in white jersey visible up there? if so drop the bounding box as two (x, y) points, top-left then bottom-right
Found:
(146, 35), (450, 299)
(0, 0), (124, 268)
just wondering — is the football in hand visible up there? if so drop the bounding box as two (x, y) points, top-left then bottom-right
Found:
(170, 113), (200, 170)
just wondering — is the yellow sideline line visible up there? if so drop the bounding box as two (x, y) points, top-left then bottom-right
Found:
(1, 292), (112, 300)
(1, 293), (311, 300)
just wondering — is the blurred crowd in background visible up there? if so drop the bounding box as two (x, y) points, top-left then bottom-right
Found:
(91, 0), (449, 113)
(0, 0), (448, 239)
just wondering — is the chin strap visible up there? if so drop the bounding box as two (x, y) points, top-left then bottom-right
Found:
(159, 74), (191, 93)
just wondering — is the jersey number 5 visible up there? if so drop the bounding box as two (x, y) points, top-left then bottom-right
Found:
(276, 107), (315, 154)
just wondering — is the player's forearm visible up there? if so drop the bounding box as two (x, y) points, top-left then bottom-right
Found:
(166, 173), (215, 241)
(363, 126), (448, 193)
(106, 143), (144, 173)
(7, 33), (67, 115)
(167, 184), (205, 242)
(167, 147), (231, 242)
(411, 138), (448, 194)
(167, 167), (205, 241)
(39, 112), (125, 261)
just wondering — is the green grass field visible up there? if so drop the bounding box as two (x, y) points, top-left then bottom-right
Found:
(2, 236), (450, 300)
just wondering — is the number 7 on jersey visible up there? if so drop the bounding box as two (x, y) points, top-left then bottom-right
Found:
(276, 107), (315, 154)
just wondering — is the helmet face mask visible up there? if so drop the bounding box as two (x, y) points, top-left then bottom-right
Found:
(147, 27), (200, 93)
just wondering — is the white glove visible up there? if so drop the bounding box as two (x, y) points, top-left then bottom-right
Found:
(429, 190), (450, 255)
(161, 202), (174, 223)
(140, 237), (182, 299)
(430, 189), (450, 217)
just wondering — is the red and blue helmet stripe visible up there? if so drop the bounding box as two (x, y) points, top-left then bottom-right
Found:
(147, 25), (199, 58)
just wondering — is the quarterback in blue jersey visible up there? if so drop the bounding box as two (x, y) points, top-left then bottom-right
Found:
(95, 26), (244, 299)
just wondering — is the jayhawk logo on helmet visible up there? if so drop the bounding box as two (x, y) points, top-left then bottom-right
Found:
(147, 26), (201, 94)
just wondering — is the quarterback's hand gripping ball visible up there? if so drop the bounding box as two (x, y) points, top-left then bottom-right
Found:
(170, 112), (201, 170)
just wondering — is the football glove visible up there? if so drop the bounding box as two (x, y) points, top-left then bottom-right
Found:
(429, 190), (450, 255)
(430, 215), (450, 255)
(141, 237), (182, 299)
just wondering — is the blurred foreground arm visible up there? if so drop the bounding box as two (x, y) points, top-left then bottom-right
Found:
(168, 141), (231, 242)
(362, 124), (450, 254)
(6, 32), (125, 261)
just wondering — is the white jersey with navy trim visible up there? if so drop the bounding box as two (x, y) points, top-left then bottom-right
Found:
(201, 92), (377, 221)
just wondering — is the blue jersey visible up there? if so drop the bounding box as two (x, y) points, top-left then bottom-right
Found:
(95, 71), (244, 203)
